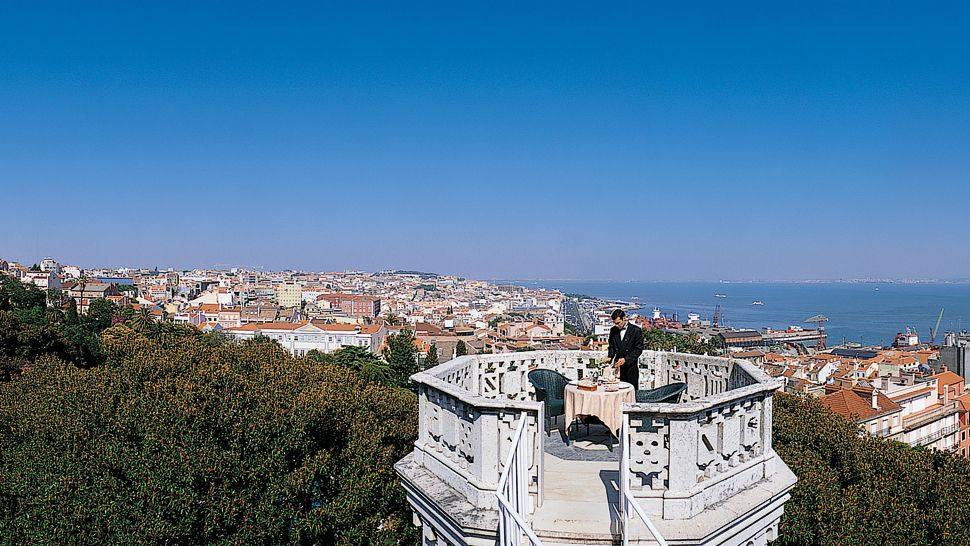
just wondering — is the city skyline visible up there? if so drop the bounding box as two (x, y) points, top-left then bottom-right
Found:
(7, 253), (970, 284)
(3, 3), (970, 280)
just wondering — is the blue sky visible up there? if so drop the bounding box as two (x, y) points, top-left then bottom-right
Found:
(2, 2), (969, 280)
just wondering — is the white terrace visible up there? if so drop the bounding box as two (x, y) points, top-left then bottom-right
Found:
(395, 350), (797, 546)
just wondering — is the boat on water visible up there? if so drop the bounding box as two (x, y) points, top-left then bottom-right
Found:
(714, 293), (727, 298)
(752, 300), (765, 306)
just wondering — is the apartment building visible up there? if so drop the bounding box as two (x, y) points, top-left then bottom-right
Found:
(821, 371), (968, 455)
(65, 282), (125, 313)
(275, 282), (302, 308)
(22, 270), (61, 291)
(316, 293), (381, 318)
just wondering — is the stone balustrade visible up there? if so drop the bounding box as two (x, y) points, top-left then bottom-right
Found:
(404, 349), (793, 544)
(623, 357), (781, 520)
(411, 356), (544, 512)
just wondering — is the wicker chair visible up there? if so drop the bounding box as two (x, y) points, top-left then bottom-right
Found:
(528, 369), (570, 436)
(636, 382), (687, 404)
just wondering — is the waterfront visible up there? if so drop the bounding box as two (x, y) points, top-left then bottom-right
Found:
(501, 280), (970, 347)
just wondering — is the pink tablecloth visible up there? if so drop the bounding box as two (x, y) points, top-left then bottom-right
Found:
(564, 383), (635, 435)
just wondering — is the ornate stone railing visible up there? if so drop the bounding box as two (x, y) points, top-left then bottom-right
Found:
(622, 357), (782, 520)
(411, 350), (783, 521)
(410, 356), (544, 513)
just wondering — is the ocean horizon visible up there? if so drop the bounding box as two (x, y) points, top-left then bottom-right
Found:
(497, 280), (970, 347)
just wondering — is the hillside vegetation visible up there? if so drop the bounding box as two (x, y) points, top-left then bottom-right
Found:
(0, 278), (418, 545)
(773, 393), (970, 546)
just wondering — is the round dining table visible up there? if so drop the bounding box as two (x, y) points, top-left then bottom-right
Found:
(564, 381), (635, 436)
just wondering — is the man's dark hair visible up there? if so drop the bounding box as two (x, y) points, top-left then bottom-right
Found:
(611, 309), (625, 321)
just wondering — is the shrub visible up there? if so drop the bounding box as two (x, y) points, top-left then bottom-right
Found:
(774, 393), (970, 545)
(0, 325), (418, 545)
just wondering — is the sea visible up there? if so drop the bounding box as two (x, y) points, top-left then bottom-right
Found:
(499, 281), (970, 347)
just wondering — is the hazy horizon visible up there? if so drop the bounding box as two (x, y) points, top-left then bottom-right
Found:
(3, 3), (969, 280)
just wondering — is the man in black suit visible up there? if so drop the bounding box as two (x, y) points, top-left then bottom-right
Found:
(608, 309), (644, 388)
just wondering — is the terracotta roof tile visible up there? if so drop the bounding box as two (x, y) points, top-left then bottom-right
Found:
(820, 388), (901, 422)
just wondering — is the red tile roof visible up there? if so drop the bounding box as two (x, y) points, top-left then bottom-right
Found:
(954, 393), (970, 412)
(820, 388), (901, 422)
(931, 370), (964, 390)
(226, 320), (382, 334)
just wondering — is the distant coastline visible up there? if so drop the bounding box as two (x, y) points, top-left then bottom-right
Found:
(493, 278), (970, 285)
(495, 279), (970, 347)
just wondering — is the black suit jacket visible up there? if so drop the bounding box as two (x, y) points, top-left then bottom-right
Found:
(608, 323), (644, 369)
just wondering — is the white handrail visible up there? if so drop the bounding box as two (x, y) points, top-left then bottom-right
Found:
(496, 411), (544, 546)
(620, 413), (668, 546)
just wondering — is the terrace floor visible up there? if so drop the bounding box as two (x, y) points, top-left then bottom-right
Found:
(532, 420), (625, 544)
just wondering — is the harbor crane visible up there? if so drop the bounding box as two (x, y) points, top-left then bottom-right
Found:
(931, 308), (945, 345)
(804, 314), (828, 350)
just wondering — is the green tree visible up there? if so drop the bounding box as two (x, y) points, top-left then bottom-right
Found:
(0, 276), (47, 312)
(424, 343), (439, 369)
(85, 298), (117, 333)
(383, 329), (419, 387)
(641, 328), (719, 355)
(75, 273), (87, 316)
(455, 340), (467, 357)
(64, 297), (79, 326)
(773, 393), (970, 545)
(0, 325), (419, 545)
(309, 346), (395, 386)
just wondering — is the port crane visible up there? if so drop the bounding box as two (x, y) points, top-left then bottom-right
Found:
(804, 314), (828, 350)
(931, 308), (945, 345)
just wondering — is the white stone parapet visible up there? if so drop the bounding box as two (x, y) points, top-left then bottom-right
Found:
(399, 350), (796, 546)
(624, 354), (781, 521)
(411, 354), (545, 512)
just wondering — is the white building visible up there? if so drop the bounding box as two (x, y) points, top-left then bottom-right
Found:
(23, 270), (61, 291)
(39, 257), (60, 273)
(224, 321), (387, 357)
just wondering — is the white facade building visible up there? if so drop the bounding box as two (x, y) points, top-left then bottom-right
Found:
(224, 321), (387, 356)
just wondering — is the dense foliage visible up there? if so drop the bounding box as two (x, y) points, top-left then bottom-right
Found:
(423, 343), (438, 369)
(306, 346), (397, 386)
(641, 327), (721, 354)
(0, 276), (118, 376)
(0, 276), (419, 544)
(382, 329), (420, 386)
(773, 393), (970, 546)
(0, 318), (418, 545)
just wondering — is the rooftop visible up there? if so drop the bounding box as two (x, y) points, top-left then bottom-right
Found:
(396, 350), (796, 545)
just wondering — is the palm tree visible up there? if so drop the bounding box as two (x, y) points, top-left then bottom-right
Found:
(76, 273), (87, 316)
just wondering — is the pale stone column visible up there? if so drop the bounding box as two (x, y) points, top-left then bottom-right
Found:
(665, 417), (697, 519)
(479, 411), (499, 488)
